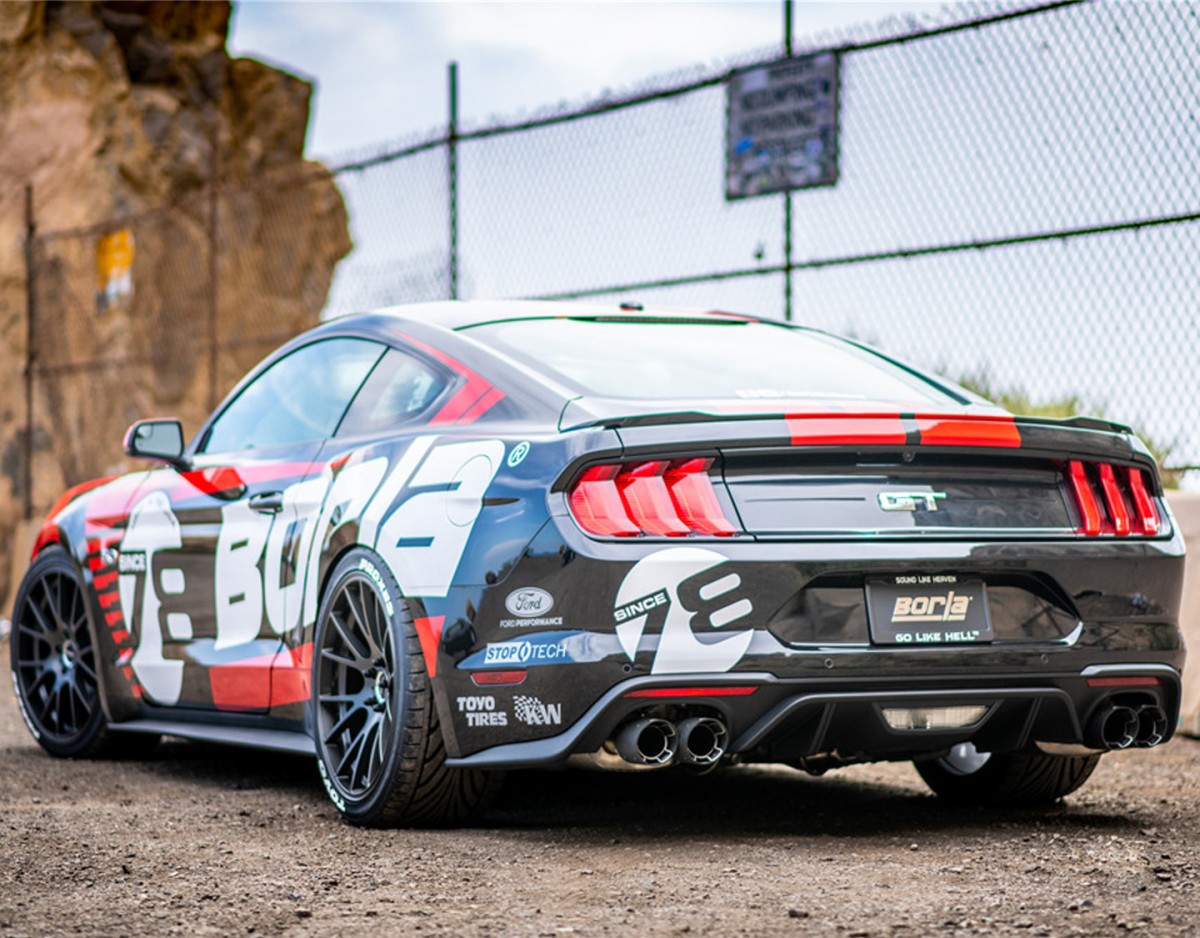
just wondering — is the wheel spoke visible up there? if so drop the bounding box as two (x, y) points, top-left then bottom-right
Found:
(25, 598), (54, 638)
(74, 658), (98, 686)
(344, 583), (379, 659)
(17, 622), (51, 644)
(320, 647), (361, 672)
(46, 574), (68, 634)
(37, 680), (58, 724)
(329, 610), (369, 666)
(350, 714), (380, 790)
(335, 723), (368, 777)
(323, 701), (365, 746)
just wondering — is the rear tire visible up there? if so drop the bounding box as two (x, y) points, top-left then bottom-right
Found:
(312, 548), (500, 827)
(915, 743), (1101, 806)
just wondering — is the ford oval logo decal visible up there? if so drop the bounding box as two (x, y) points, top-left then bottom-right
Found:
(505, 587), (554, 617)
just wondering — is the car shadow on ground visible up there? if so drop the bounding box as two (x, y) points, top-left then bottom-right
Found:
(485, 764), (1138, 841)
(109, 738), (1140, 840)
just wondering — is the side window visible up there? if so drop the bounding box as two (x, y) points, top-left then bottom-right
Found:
(336, 348), (450, 437)
(201, 339), (384, 454)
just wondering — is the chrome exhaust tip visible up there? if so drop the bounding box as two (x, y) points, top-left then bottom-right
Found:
(676, 716), (728, 767)
(1134, 705), (1168, 748)
(614, 718), (677, 766)
(1086, 704), (1138, 751)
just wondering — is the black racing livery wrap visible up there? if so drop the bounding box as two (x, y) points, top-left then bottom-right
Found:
(11, 301), (1185, 825)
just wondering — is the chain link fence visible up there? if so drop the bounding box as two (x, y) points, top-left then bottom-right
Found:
(323, 0), (1200, 480)
(25, 0), (1200, 518)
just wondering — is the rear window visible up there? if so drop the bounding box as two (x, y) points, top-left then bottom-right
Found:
(467, 318), (959, 405)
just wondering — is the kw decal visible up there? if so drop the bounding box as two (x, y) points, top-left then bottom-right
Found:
(613, 548), (753, 675)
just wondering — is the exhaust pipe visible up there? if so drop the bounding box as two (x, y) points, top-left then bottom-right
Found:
(676, 717), (728, 767)
(1085, 704), (1138, 751)
(614, 718), (677, 766)
(1134, 705), (1168, 748)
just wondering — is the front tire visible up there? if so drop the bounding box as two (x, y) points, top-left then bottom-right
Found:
(312, 549), (499, 826)
(11, 548), (110, 757)
(915, 743), (1101, 807)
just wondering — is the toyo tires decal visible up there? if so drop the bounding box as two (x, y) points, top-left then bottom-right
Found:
(613, 548), (754, 675)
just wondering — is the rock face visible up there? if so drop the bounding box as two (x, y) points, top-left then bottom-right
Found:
(0, 1), (351, 607)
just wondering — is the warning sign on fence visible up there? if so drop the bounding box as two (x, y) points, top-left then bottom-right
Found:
(725, 52), (840, 200)
(95, 229), (134, 313)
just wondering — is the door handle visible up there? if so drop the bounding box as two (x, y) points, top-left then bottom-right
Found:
(248, 491), (284, 514)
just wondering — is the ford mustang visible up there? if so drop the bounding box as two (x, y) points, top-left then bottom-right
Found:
(10, 301), (1185, 825)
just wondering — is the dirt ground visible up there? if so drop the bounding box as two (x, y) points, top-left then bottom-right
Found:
(2, 640), (1198, 938)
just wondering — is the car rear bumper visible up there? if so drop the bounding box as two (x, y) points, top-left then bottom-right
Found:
(445, 660), (1181, 769)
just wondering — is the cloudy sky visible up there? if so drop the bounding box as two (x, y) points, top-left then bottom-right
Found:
(229, 1), (949, 159)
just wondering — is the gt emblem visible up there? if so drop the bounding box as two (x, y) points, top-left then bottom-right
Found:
(878, 491), (947, 512)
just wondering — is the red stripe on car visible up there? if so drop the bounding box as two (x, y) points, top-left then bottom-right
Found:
(403, 335), (505, 426)
(787, 414), (908, 446)
(913, 415), (1021, 448)
(209, 644), (316, 711)
(414, 616), (446, 679)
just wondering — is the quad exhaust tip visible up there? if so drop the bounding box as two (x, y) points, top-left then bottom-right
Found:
(613, 716), (731, 767)
(1086, 702), (1169, 751)
(676, 717), (728, 766)
(614, 718), (677, 766)
(1134, 705), (1168, 748)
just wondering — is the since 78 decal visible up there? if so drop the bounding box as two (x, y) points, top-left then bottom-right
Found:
(465, 549), (757, 677)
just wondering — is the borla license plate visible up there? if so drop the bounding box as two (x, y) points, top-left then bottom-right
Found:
(866, 576), (992, 645)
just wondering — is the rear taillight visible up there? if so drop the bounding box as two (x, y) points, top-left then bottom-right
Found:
(568, 458), (738, 538)
(1067, 460), (1160, 537)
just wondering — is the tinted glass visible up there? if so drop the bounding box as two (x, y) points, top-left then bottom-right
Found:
(336, 348), (449, 437)
(202, 339), (383, 453)
(468, 318), (957, 404)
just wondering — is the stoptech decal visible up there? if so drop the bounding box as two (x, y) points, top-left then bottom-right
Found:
(458, 631), (618, 670)
(613, 548), (753, 675)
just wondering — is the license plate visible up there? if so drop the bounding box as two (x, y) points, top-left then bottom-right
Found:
(866, 576), (992, 645)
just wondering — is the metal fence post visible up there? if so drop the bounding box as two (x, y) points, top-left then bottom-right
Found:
(208, 124), (220, 412)
(783, 0), (794, 323)
(448, 61), (459, 301)
(22, 184), (36, 521)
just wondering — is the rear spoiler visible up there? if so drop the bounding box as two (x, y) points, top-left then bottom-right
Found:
(559, 398), (1151, 475)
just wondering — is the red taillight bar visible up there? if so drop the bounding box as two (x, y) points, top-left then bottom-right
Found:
(664, 458), (737, 536)
(1067, 460), (1102, 536)
(1067, 460), (1161, 538)
(1097, 464), (1131, 536)
(567, 465), (640, 537)
(615, 461), (691, 537)
(1126, 468), (1160, 536)
(568, 458), (739, 538)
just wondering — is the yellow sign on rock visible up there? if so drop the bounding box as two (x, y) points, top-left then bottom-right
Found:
(96, 229), (135, 313)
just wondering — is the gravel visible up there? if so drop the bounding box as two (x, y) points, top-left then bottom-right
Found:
(2, 640), (1199, 937)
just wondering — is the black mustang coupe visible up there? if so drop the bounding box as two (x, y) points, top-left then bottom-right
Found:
(11, 301), (1185, 825)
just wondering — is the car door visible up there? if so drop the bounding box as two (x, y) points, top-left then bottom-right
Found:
(119, 338), (385, 712)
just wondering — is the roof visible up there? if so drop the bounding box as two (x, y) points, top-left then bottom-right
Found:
(365, 299), (767, 331)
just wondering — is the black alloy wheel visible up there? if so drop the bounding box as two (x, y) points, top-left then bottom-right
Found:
(11, 549), (106, 756)
(312, 549), (499, 827)
(315, 565), (398, 802)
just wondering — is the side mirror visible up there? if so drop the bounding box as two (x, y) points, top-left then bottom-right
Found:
(124, 419), (189, 471)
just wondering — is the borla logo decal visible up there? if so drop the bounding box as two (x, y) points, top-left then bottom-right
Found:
(613, 548), (753, 675)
